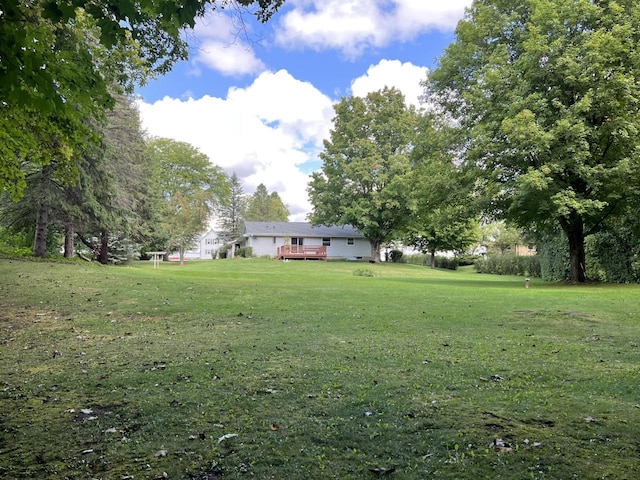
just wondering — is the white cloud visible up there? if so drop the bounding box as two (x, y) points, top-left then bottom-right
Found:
(137, 70), (334, 221)
(350, 59), (428, 108)
(275, 0), (471, 57)
(189, 13), (266, 76)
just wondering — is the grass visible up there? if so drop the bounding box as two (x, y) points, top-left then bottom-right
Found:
(0, 257), (639, 479)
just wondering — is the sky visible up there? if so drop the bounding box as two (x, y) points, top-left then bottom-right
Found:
(136, 0), (472, 222)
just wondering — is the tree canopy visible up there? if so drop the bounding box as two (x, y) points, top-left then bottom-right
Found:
(0, 0), (285, 199)
(404, 114), (479, 266)
(428, 0), (640, 281)
(146, 138), (229, 264)
(308, 87), (418, 260)
(244, 184), (290, 222)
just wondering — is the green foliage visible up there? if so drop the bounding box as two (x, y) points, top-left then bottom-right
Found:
(585, 224), (640, 283)
(457, 253), (482, 266)
(405, 113), (480, 257)
(388, 249), (404, 263)
(235, 246), (253, 258)
(480, 221), (526, 255)
(244, 184), (289, 222)
(217, 172), (245, 243)
(146, 137), (228, 263)
(433, 255), (459, 270)
(308, 87), (418, 260)
(429, 0), (640, 282)
(403, 253), (461, 270)
(0, 0), (284, 199)
(536, 232), (570, 281)
(352, 267), (374, 277)
(403, 253), (429, 266)
(475, 254), (541, 277)
(217, 245), (229, 259)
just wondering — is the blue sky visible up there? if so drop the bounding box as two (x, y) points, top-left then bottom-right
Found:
(137, 0), (471, 221)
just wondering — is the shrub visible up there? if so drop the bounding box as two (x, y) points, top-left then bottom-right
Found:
(536, 232), (569, 281)
(457, 254), (482, 266)
(236, 246), (253, 258)
(475, 254), (540, 277)
(403, 254), (428, 266)
(433, 255), (458, 270)
(388, 249), (404, 263)
(585, 227), (640, 283)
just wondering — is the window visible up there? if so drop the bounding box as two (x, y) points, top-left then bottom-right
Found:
(291, 237), (304, 245)
(322, 237), (331, 246)
(273, 236), (277, 244)
(347, 238), (355, 246)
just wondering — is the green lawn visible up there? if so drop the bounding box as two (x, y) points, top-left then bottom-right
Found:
(1, 258), (638, 479)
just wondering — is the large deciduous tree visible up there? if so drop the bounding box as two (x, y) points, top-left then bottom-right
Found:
(146, 138), (228, 264)
(405, 114), (479, 267)
(428, 0), (640, 282)
(0, 0), (285, 199)
(308, 87), (418, 261)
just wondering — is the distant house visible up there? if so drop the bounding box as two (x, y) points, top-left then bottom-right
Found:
(240, 221), (372, 260)
(167, 230), (226, 261)
(199, 230), (226, 259)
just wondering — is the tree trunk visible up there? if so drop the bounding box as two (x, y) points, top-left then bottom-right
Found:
(98, 229), (109, 264)
(370, 242), (381, 262)
(33, 201), (49, 257)
(559, 212), (587, 283)
(430, 250), (436, 268)
(179, 246), (185, 265)
(64, 222), (75, 258)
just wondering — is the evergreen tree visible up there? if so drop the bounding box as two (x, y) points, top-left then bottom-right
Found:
(244, 184), (289, 221)
(217, 172), (246, 243)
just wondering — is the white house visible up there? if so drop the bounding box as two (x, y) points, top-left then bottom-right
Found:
(198, 229), (226, 259)
(167, 230), (225, 260)
(240, 222), (372, 260)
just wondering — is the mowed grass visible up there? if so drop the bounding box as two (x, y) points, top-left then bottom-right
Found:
(0, 258), (639, 479)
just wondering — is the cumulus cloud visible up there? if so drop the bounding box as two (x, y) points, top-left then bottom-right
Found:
(189, 12), (266, 76)
(350, 59), (428, 108)
(137, 70), (334, 220)
(275, 0), (471, 57)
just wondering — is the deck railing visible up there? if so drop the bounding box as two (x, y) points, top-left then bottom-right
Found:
(276, 244), (327, 260)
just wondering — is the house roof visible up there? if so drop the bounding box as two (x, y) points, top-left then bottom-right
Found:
(243, 221), (363, 238)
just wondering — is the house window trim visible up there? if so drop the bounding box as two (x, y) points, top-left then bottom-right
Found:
(322, 237), (331, 247)
(346, 238), (355, 246)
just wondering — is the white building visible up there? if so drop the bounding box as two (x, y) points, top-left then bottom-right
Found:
(240, 222), (372, 260)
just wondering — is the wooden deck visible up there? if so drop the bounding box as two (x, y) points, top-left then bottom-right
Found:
(276, 244), (327, 260)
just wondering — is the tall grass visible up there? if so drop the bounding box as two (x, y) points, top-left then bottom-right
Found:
(1, 258), (638, 479)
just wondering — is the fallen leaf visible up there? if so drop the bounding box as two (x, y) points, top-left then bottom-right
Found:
(80, 408), (93, 414)
(492, 438), (513, 453)
(105, 427), (118, 433)
(155, 449), (168, 457)
(270, 423), (280, 431)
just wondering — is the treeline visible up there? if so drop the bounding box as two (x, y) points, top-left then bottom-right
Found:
(0, 0), (286, 264)
(0, 94), (290, 264)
